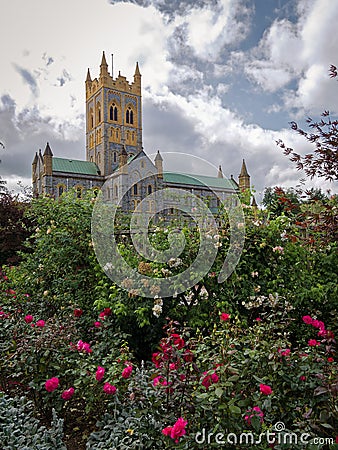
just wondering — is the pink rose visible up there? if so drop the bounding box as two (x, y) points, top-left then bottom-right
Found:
(308, 339), (320, 347)
(96, 366), (105, 381)
(94, 321), (102, 328)
(211, 373), (219, 383)
(77, 340), (92, 353)
(302, 315), (313, 325)
(122, 365), (133, 379)
(162, 418), (187, 443)
(103, 382), (116, 394)
(24, 315), (33, 323)
(152, 376), (168, 387)
(280, 349), (291, 357)
(259, 384), (272, 395)
(45, 377), (59, 392)
(220, 313), (230, 321)
(61, 387), (74, 400)
(299, 375), (306, 381)
(36, 320), (45, 327)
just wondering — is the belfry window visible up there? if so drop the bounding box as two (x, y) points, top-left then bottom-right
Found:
(126, 106), (133, 124)
(110, 104), (118, 121)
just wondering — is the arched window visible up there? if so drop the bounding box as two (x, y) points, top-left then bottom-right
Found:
(133, 184), (138, 195)
(126, 106), (134, 124)
(58, 185), (65, 197)
(113, 152), (117, 163)
(110, 104), (118, 121)
(148, 185), (152, 195)
(96, 102), (101, 124)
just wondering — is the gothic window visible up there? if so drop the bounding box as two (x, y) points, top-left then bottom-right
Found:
(147, 185), (152, 195)
(96, 102), (101, 124)
(113, 152), (117, 163)
(133, 183), (138, 195)
(110, 104), (118, 121)
(114, 185), (118, 197)
(132, 131), (135, 142)
(58, 185), (65, 197)
(126, 106), (134, 124)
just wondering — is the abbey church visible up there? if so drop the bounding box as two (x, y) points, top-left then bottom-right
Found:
(32, 52), (251, 211)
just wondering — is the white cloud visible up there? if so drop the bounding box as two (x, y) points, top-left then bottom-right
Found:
(244, 0), (338, 113)
(182, 0), (252, 60)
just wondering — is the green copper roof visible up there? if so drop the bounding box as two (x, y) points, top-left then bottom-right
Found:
(53, 158), (101, 175)
(163, 172), (238, 190)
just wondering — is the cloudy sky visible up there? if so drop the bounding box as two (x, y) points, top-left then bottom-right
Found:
(0, 0), (337, 200)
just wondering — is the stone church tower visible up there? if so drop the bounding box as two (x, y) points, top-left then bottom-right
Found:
(85, 52), (142, 176)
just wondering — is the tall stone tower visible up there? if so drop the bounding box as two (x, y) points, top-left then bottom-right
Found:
(85, 52), (142, 177)
(238, 159), (250, 191)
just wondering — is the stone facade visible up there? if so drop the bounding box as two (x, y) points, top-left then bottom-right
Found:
(32, 52), (251, 209)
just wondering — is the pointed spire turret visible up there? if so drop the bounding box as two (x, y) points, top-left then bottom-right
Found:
(100, 51), (108, 69)
(43, 142), (53, 156)
(240, 159), (249, 177)
(134, 62), (141, 77)
(32, 152), (38, 165)
(155, 150), (163, 178)
(238, 158), (250, 191)
(100, 51), (109, 83)
(43, 142), (53, 176)
(86, 68), (92, 82)
(217, 165), (224, 178)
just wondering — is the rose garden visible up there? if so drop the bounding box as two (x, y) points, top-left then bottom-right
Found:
(0, 176), (337, 449)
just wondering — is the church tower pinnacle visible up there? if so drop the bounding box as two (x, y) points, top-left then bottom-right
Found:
(85, 52), (143, 177)
(238, 159), (250, 191)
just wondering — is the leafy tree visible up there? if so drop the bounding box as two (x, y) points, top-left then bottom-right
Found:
(276, 65), (338, 181)
(0, 192), (32, 265)
(262, 186), (301, 217)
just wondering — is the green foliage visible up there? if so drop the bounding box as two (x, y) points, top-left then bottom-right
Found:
(0, 192), (32, 265)
(0, 395), (66, 450)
